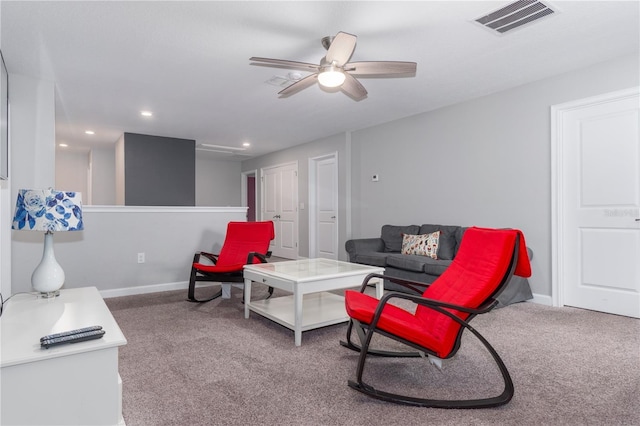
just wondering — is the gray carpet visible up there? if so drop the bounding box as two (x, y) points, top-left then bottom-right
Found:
(105, 287), (640, 426)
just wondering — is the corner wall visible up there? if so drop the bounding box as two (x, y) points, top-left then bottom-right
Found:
(90, 147), (116, 205)
(196, 156), (241, 206)
(8, 73), (56, 295)
(0, 7), (9, 298)
(55, 149), (89, 196)
(123, 133), (195, 206)
(56, 143), (242, 207)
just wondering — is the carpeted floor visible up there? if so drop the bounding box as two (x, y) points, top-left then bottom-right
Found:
(105, 287), (640, 426)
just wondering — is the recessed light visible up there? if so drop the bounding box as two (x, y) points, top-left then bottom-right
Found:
(242, 142), (251, 147)
(141, 111), (153, 117)
(58, 143), (68, 148)
(85, 130), (95, 135)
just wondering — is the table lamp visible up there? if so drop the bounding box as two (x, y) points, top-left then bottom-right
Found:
(11, 189), (84, 298)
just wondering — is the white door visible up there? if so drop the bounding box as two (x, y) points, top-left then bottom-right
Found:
(554, 87), (640, 318)
(262, 163), (298, 259)
(310, 154), (338, 259)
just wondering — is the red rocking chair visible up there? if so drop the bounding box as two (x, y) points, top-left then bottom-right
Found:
(341, 227), (532, 408)
(187, 221), (275, 303)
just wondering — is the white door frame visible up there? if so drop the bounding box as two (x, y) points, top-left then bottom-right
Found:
(241, 169), (257, 221)
(309, 152), (338, 259)
(261, 161), (299, 259)
(550, 86), (640, 308)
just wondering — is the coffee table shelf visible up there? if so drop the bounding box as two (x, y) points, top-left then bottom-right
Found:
(246, 291), (348, 331)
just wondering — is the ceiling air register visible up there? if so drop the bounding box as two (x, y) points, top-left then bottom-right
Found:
(475, 0), (557, 34)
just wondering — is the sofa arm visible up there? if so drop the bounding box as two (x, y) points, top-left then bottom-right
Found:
(345, 238), (385, 262)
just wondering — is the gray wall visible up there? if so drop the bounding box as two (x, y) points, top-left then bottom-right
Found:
(55, 149), (89, 197)
(350, 54), (639, 298)
(242, 133), (350, 260)
(90, 147), (116, 205)
(123, 132), (195, 206)
(196, 156), (242, 206)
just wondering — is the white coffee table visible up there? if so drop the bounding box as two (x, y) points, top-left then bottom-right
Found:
(243, 258), (384, 346)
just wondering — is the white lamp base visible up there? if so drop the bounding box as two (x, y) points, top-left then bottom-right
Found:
(32, 231), (65, 298)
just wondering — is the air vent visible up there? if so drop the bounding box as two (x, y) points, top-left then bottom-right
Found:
(474, 0), (557, 34)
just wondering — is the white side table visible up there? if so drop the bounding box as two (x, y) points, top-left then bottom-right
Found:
(1, 287), (127, 425)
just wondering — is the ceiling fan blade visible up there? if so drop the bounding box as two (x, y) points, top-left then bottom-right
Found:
(325, 32), (357, 65)
(340, 73), (367, 101)
(250, 57), (319, 72)
(344, 61), (417, 76)
(278, 73), (318, 97)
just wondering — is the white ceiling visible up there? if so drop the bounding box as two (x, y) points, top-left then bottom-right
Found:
(1, 1), (638, 160)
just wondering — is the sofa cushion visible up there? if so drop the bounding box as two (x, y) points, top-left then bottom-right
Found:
(419, 224), (461, 260)
(401, 231), (440, 258)
(381, 224), (420, 252)
(386, 254), (430, 272)
(354, 252), (388, 267)
(455, 227), (467, 254)
(421, 258), (452, 276)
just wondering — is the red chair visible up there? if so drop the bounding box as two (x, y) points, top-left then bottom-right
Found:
(342, 227), (532, 408)
(187, 221), (275, 303)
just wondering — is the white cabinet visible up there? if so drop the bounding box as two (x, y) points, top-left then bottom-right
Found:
(1, 287), (127, 425)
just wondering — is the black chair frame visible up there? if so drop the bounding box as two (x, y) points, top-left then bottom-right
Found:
(341, 238), (519, 409)
(187, 251), (273, 303)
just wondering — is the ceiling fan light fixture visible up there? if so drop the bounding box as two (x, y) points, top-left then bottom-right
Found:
(317, 65), (345, 88)
(251, 31), (416, 100)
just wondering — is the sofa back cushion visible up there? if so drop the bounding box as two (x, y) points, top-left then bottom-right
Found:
(381, 225), (420, 252)
(455, 227), (467, 255)
(419, 224), (461, 260)
(386, 253), (452, 275)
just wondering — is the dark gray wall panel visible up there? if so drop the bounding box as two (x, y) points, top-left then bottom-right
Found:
(124, 133), (195, 206)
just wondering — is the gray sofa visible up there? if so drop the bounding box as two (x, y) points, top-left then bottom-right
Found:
(345, 224), (533, 307)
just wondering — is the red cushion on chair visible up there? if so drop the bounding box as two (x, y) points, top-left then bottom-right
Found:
(193, 221), (275, 274)
(345, 227), (529, 358)
(345, 290), (447, 353)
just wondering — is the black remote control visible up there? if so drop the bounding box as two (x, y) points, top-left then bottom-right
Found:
(41, 329), (106, 349)
(40, 326), (103, 342)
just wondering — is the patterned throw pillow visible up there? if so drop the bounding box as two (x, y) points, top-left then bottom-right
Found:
(401, 231), (440, 259)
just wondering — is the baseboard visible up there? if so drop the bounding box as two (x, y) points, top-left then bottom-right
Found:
(528, 293), (553, 306)
(101, 283), (556, 308)
(100, 281), (198, 299)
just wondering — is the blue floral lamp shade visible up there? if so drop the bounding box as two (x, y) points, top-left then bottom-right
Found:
(11, 189), (84, 297)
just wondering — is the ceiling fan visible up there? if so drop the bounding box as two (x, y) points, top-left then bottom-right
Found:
(250, 31), (417, 101)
